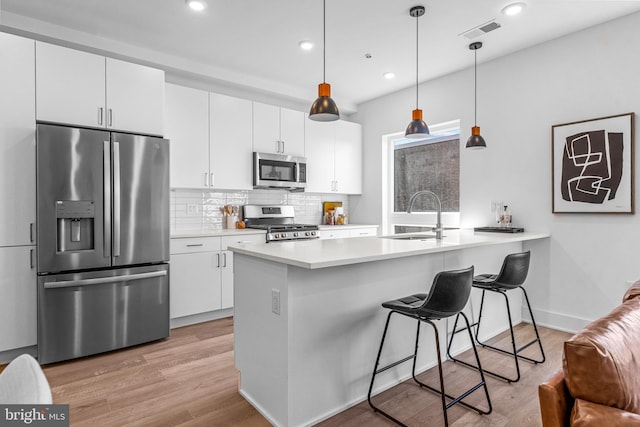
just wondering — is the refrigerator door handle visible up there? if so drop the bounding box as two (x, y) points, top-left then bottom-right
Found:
(113, 141), (121, 258)
(43, 270), (168, 289)
(103, 141), (112, 258)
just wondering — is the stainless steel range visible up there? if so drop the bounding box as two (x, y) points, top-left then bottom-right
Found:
(243, 205), (318, 242)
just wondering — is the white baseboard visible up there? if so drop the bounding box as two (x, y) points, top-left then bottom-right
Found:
(170, 308), (234, 329)
(521, 306), (591, 334)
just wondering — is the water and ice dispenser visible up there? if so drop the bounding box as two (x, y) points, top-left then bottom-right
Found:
(56, 200), (95, 252)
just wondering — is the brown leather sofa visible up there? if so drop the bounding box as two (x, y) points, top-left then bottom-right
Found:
(538, 281), (640, 426)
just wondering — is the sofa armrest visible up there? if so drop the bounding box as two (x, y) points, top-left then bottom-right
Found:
(571, 398), (640, 426)
(539, 369), (573, 427)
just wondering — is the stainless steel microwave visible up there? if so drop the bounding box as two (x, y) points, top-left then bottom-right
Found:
(253, 152), (307, 190)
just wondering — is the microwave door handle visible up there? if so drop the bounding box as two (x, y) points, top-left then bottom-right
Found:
(113, 141), (121, 258)
(103, 141), (111, 257)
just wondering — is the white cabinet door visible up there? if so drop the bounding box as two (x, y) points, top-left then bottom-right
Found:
(35, 42), (105, 128)
(253, 102), (281, 154)
(106, 58), (164, 136)
(280, 107), (305, 156)
(0, 34), (36, 247)
(304, 117), (335, 193)
(210, 93), (253, 190)
(170, 251), (222, 319)
(220, 250), (234, 309)
(0, 246), (36, 352)
(164, 83), (210, 188)
(349, 227), (377, 237)
(318, 229), (351, 239)
(334, 120), (363, 194)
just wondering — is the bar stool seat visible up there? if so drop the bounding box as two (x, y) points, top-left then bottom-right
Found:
(367, 266), (492, 427)
(447, 251), (546, 383)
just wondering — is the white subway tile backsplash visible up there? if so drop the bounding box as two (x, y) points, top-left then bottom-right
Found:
(170, 188), (350, 233)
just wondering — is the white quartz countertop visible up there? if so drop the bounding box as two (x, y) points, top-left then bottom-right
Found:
(171, 229), (266, 239)
(228, 229), (550, 269)
(317, 224), (379, 230)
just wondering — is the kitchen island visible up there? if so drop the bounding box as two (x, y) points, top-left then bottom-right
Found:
(229, 230), (550, 427)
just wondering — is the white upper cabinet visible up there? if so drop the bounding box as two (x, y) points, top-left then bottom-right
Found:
(210, 93), (253, 190)
(35, 42), (105, 129)
(105, 58), (164, 136)
(253, 102), (305, 156)
(0, 33), (36, 247)
(304, 117), (363, 194)
(334, 120), (363, 194)
(164, 83), (210, 188)
(304, 117), (335, 193)
(35, 42), (164, 136)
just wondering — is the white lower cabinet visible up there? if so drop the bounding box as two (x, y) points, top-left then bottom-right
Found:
(0, 246), (36, 352)
(169, 234), (265, 320)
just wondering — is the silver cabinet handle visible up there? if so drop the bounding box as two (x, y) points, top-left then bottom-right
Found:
(108, 108), (113, 127)
(281, 141), (285, 153)
(44, 270), (167, 289)
(216, 253), (221, 268)
(334, 180), (339, 192)
(98, 107), (104, 125)
(204, 172), (208, 187)
(275, 141), (280, 153)
(186, 244), (204, 247)
(30, 223), (34, 243)
(103, 141), (112, 258)
(30, 249), (34, 269)
(210, 173), (214, 187)
(113, 141), (121, 257)
(222, 252), (227, 267)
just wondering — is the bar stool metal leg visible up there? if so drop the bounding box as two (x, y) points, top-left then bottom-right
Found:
(447, 286), (546, 383)
(369, 311), (492, 427)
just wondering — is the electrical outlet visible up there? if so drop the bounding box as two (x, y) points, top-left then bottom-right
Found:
(490, 200), (503, 213)
(187, 203), (198, 215)
(272, 289), (281, 315)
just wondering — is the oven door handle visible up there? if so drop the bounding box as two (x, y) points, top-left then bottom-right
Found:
(43, 270), (167, 289)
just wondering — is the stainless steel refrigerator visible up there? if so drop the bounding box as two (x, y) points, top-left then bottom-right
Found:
(36, 124), (170, 364)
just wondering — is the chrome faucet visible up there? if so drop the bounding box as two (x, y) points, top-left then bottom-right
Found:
(406, 190), (443, 240)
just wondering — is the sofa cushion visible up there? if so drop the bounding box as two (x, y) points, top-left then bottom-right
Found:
(571, 398), (640, 427)
(563, 296), (640, 414)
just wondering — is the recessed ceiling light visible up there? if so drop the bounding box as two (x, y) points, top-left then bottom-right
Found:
(186, 0), (207, 12)
(501, 2), (526, 16)
(383, 72), (396, 80)
(299, 40), (314, 51)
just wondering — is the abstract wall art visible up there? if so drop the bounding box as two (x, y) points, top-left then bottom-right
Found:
(552, 112), (634, 213)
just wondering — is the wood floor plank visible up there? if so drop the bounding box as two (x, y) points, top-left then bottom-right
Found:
(28, 317), (571, 426)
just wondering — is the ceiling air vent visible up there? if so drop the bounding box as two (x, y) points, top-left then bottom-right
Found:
(459, 19), (502, 40)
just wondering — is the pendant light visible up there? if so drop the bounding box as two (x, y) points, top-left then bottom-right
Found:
(405, 5), (429, 139)
(466, 42), (487, 149)
(309, 0), (340, 121)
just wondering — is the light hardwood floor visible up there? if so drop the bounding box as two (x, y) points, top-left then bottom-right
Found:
(36, 317), (571, 426)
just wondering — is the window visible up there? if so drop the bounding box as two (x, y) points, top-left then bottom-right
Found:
(382, 120), (460, 234)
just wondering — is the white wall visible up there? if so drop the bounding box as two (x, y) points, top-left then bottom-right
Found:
(350, 11), (640, 331)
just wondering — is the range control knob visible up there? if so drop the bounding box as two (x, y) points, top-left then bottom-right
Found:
(293, 232), (299, 237)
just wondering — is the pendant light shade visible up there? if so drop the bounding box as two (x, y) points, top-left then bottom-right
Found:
(309, 0), (339, 122)
(405, 5), (429, 139)
(466, 42), (487, 149)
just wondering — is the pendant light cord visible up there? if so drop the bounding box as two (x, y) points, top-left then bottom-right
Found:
(323, 0), (326, 84)
(474, 48), (477, 126)
(415, 11), (419, 109)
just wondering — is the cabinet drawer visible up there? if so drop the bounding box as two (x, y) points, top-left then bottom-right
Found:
(221, 233), (266, 249)
(170, 237), (221, 254)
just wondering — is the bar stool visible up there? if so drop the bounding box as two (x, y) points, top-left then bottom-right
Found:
(446, 251), (545, 383)
(367, 266), (492, 427)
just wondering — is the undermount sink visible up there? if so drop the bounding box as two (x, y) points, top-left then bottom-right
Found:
(382, 234), (442, 241)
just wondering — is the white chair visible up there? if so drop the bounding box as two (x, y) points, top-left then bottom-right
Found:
(0, 354), (52, 404)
